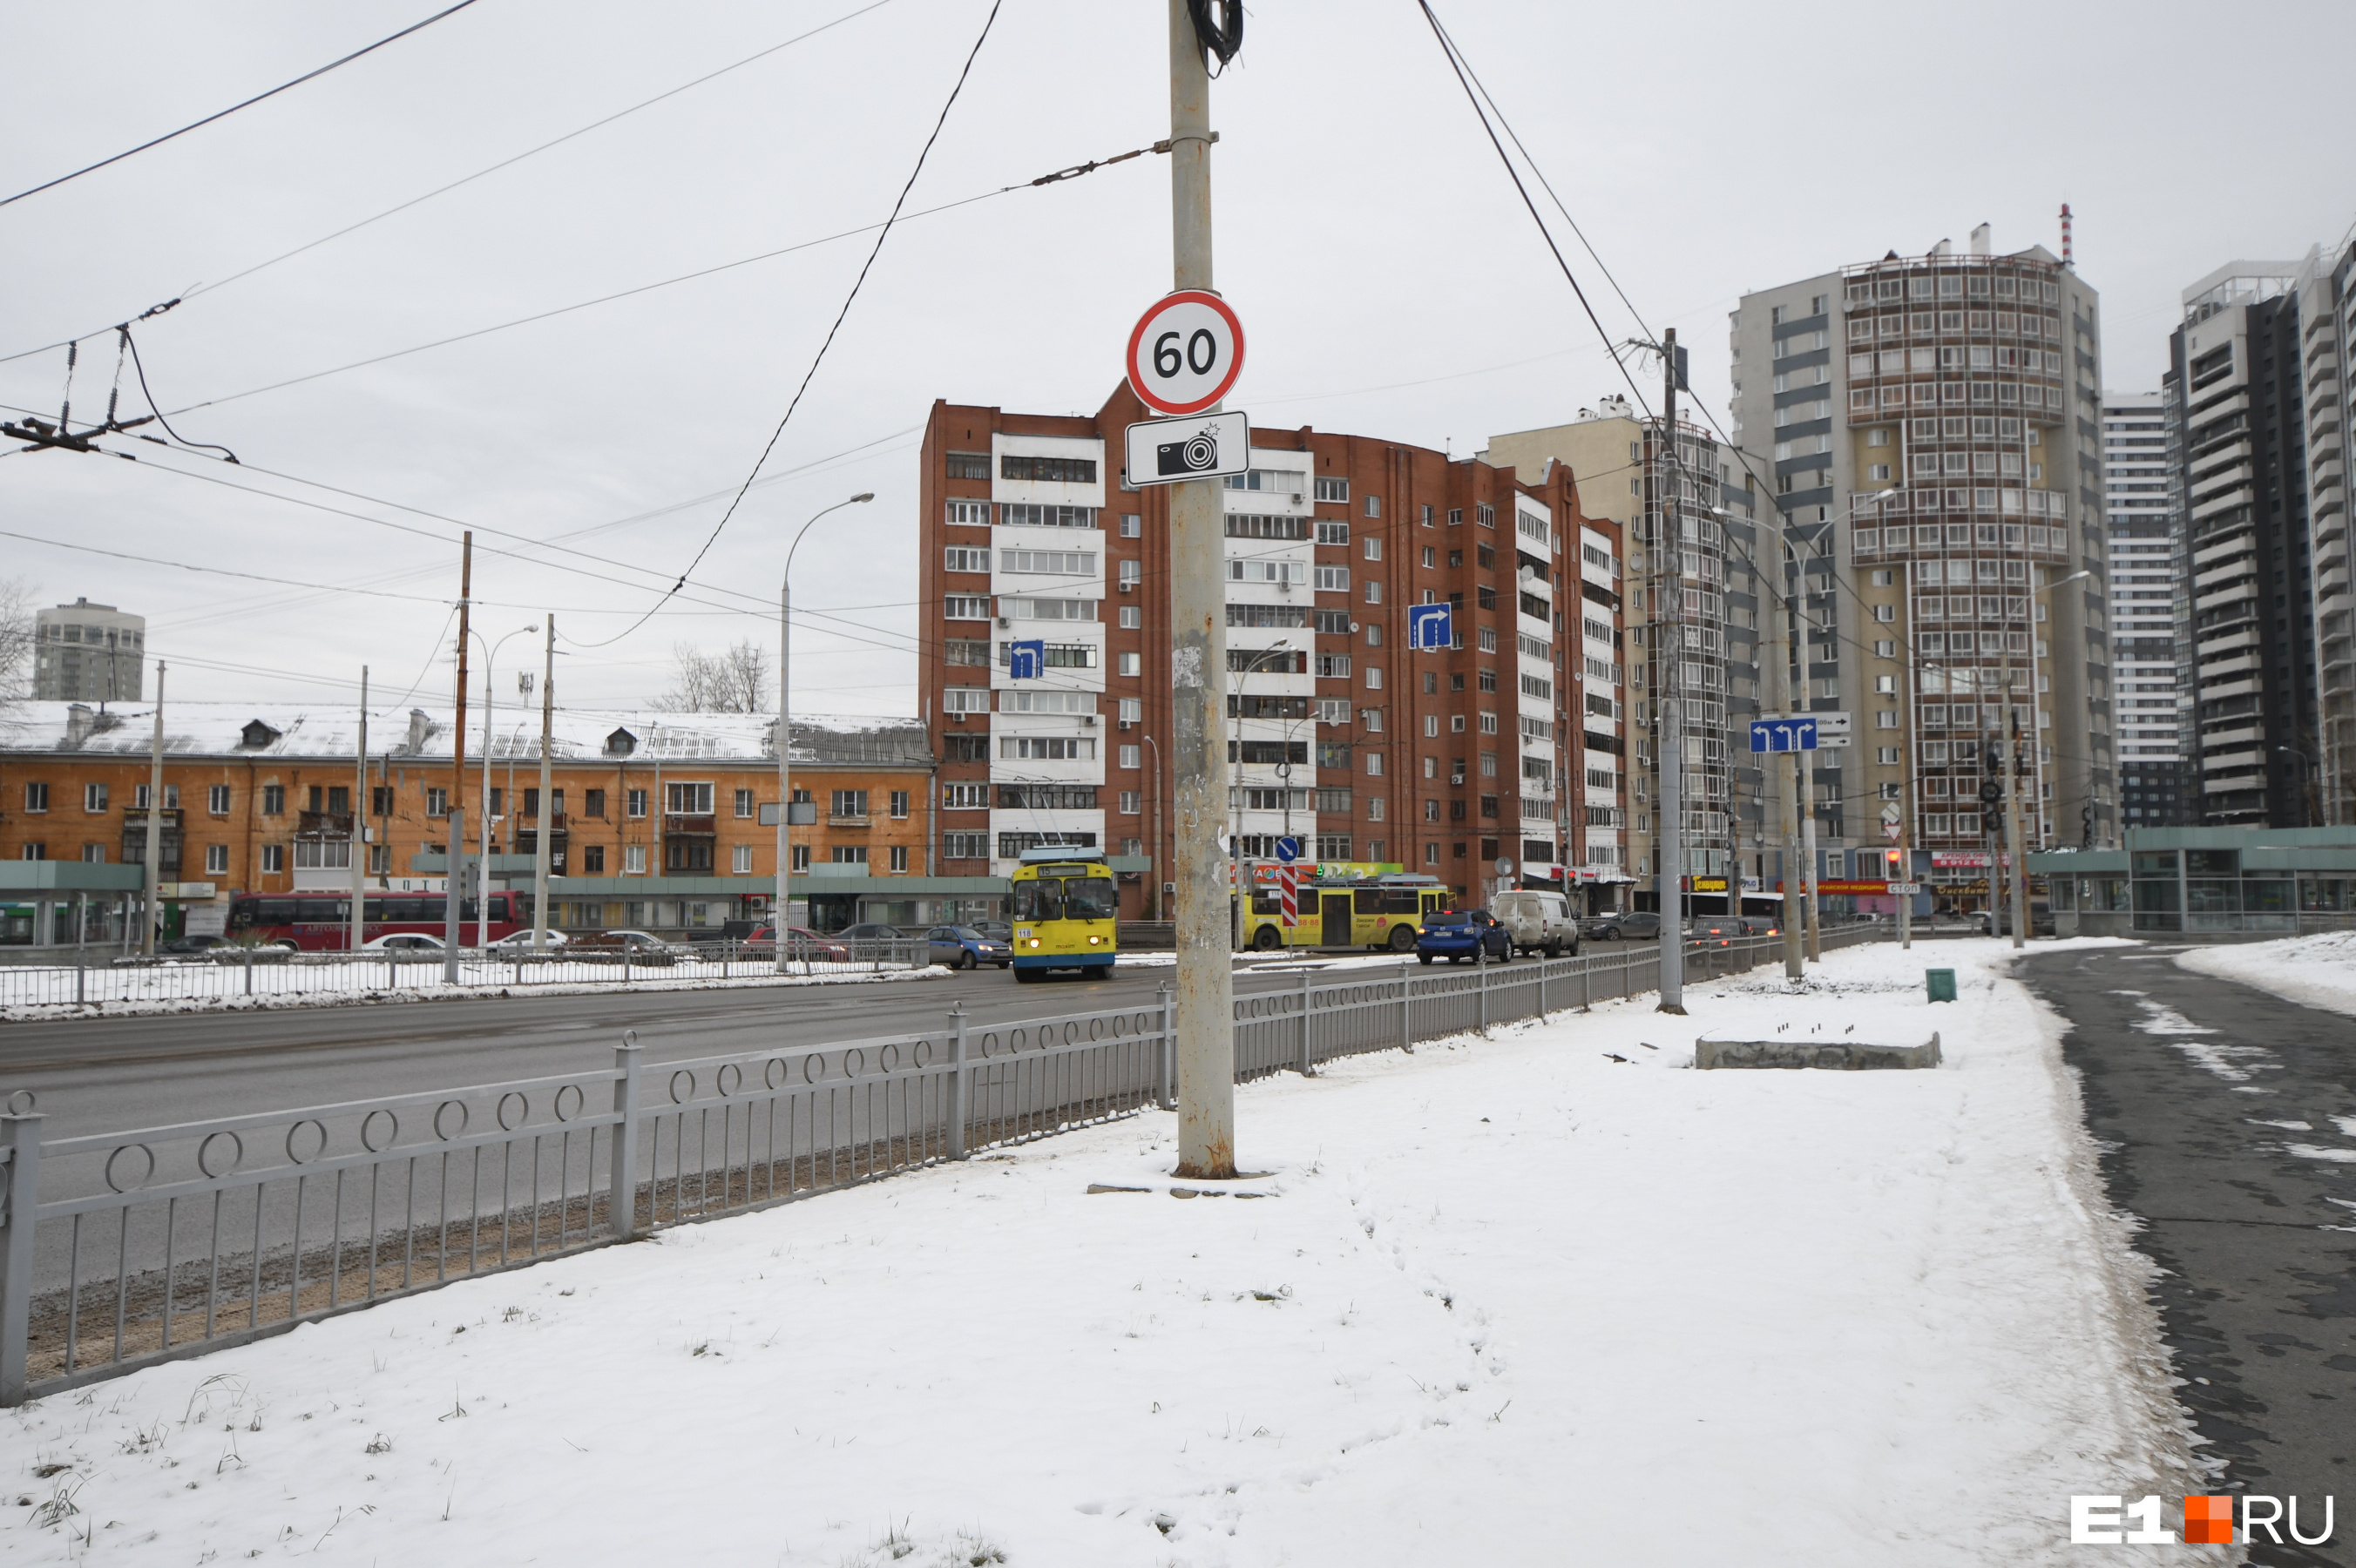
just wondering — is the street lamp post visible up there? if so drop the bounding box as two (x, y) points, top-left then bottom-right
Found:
(2010, 567), (2095, 949)
(473, 623), (538, 949)
(775, 494), (875, 973)
(1142, 733), (1165, 922)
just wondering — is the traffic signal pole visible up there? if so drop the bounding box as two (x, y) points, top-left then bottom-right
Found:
(1167, 0), (1235, 1179)
(1655, 329), (1686, 1014)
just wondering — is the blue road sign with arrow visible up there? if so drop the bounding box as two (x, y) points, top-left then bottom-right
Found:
(1407, 603), (1452, 651)
(1274, 835), (1300, 862)
(1749, 715), (1818, 753)
(1007, 640), (1045, 680)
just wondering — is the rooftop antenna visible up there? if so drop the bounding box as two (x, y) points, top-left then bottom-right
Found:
(2059, 203), (2074, 270)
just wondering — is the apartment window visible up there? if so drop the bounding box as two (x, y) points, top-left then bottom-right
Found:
(1119, 605), (1141, 630)
(1476, 504), (1495, 529)
(1877, 747), (1901, 766)
(1001, 548), (1097, 575)
(580, 844), (606, 873)
(257, 844), (282, 874)
(1120, 745), (1141, 769)
(204, 843), (229, 875)
(1364, 623), (1382, 647)
(19, 845), (44, 862)
(945, 499), (991, 525)
(627, 789), (648, 818)
(945, 453), (991, 481)
(945, 595), (991, 619)
(1479, 713), (1499, 734)
(999, 453), (1096, 483)
(1478, 627), (1498, 652)
(789, 844), (810, 872)
(200, 782), (230, 814)
(22, 782), (46, 813)
(1120, 790), (1141, 814)
(735, 788), (756, 818)
(1447, 509), (1463, 526)
(1314, 565), (1350, 593)
(425, 787), (447, 817)
(830, 846), (870, 865)
(666, 782), (714, 814)
(889, 845), (910, 873)
(84, 782), (109, 813)
(942, 686), (990, 713)
(943, 832), (989, 861)
(1364, 495), (1381, 518)
(1119, 652), (1141, 677)
(942, 782), (987, 809)
(733, 845), (755, 875)
(624, 845), (647, 875)
(944, 546), (988, 573)
(1117, 559), (1141, 589)
(584, 788), (606, 819)
(1363, 537), (1382, 561)
(1314, 476), (1348, 503)
(1364, 667), (1382, 690)
(1119, 698), (1141, 723)
(889, 790), (910, 819)
(831, 789), (870, 820)
(1364, 580), (1383, 605)
(1120, 514), (1141, 538)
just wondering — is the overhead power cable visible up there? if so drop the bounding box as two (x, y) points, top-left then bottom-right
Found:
(573, 0), (1006, 650)
(0, 1), (482, 210)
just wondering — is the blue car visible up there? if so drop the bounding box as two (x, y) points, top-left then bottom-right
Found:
(924, 925), (1013, 970)
(1415, 909), (1513, 965)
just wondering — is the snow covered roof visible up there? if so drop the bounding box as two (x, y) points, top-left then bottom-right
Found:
(0, 701), (931, 767)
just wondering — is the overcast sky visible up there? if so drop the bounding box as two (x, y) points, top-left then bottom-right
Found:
(3, 0), (2350, 727)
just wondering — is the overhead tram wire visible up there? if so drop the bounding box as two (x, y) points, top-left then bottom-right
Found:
(0, 1), (483, 210)
(0, 1), (899, 367)
(572, 0), (1008, 652)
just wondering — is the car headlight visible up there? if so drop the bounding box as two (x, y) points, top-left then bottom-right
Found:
(1087, 935), (1101, 945)
(1027, 937), (1040, 949)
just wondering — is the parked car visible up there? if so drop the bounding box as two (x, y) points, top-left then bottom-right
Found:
(1414, 908), (1513, 965)
(1586, 910), (1661, 942)
(834, 923), (907, 946)
(972, 921), (1012, 944)
(744, 926), (850, 962)
(485, 929), (569, 951)
(1977, 902), (2055, 937)
(1489, 889), (1579, 957)
(361, 932), (444, 952)
(1689, 918), (1747, 947)
(156, 934), (232, 956)
(1737, 916), (1783, 937)
(925, 925), (1012, 970)
(568, 929), (680, 965)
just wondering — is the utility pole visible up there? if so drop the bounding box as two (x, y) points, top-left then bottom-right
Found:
(533, 619), (555, 952)
(142, 662), (165, 957)
(1144, 733), (1165, 923)
(350, 666), (368, 955)
(2002, 672), (2027, 950)
(1167, 0), (1235, 1179)
(1655, 329), (1685, 1014)
(445, 535), (472, 984)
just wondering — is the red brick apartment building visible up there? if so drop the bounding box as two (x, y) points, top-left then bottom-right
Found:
(917, 385), (1633, 919)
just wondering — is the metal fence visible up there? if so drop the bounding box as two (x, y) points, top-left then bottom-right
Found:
(0, 938), (935, 1010)
(0, 927), (1881, 1402)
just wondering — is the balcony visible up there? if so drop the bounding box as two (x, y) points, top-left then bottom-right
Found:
(662, 814), (716, 836)
(297, 810), (354, 837)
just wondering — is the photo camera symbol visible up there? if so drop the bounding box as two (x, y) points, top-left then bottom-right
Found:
(1156, 427), (1222, 477)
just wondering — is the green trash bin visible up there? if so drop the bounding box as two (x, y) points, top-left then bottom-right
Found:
(1926, 968), (1957, 1004)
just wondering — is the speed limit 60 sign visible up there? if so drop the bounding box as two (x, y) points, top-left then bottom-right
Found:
(1125, 290), (1244, 416)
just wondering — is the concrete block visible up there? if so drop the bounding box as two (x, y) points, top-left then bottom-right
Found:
(1694, 1032), (1941, 1071)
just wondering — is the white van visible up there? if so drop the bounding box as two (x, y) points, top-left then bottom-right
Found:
(1489, 889), (1579, 956)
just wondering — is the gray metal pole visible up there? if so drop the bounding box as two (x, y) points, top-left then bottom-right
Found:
(351, 666), (368, 955)
(443, 807), (464, 984)
(533, 622), (554, 952)
(1766, 530), (1804, 980)
(0, 1112), (43, 1403)
(1168, 0), (1234, 1179)
(142, 662), (165, 957)
(776, 569), (793, 973)
(1655, 332), (1685, 1013)
(1802, 755), (1822, 962)
(2003, 671), (2026, 950)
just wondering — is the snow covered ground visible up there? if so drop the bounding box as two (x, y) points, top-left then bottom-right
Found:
(0, 936), (2211, 1565)
(2172, 927), (2356, 1018)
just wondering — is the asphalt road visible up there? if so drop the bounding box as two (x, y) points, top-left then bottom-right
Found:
(0, 956), (1369, 1144)
(2023, 947), (2354, 1568)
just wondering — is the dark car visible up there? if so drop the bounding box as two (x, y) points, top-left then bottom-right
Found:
(1690, 919), (1743, 948)
(1737, 916), (1783, 937)
(1414, 909), (1513, 965)
(744, 926), (850, 962)
(972, 920), (1012, 944)
(1586, 910), (1661, 942)
(925, 925), (1012, 970)
(834, 923), (907, 949)
(156, 934), (231, 956)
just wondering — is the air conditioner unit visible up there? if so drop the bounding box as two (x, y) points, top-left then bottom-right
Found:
(949, 713), (965, 725)
(1081, 715), (1099, 727)
(1118, 720), (1134, 731)
(1118, 581), (1133, 592)
(996, 617), (1012, 628)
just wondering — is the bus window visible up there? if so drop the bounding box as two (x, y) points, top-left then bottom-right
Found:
(1380, 889), (1420, 915)
(1013, 882), (1061, 923)
(1251, 891), (1281, 916)
(1064, 878), (1118, 922)
(1352, 889), (1381, 914)
(255, 899), (301, 926)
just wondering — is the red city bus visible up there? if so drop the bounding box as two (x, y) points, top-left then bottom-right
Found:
(227, 891), (531, 950)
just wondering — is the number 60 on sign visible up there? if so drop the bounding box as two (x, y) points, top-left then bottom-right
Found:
(1125, 290), (1245, 416)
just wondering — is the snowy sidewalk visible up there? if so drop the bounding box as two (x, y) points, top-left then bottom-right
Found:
(0, 937), (2209, 1565)
(2174, 927), (2356, 1018)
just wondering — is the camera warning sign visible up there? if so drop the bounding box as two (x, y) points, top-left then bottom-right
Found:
(1122, 409), (1249, 489)
(1124, 290), (1244, 414)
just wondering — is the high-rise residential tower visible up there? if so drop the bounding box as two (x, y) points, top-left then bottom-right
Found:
(2102, 392), (2194, 826)
(1732, 231), (2114, 915)
(31, 598), (145, 703)
(1486, 399), (1764, 908)
(2165, 260), (2319, 826)
(2295, 228), (2355, 825)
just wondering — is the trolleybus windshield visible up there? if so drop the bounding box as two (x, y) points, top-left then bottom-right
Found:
(1013, 875), (1118, 923)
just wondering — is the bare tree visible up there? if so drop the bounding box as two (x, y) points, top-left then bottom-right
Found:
(654, 639), (772, 713)
(0, 578), (34, 708)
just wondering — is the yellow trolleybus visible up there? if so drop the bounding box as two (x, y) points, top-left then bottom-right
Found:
(1242, 871), (1452, 952)
(1010, 846), (1120, 982)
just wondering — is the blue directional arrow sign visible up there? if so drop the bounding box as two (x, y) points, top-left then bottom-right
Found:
(1274, 835), (1300, 863)
(1407, 603), (1452, 651)
(1748, 715), (1818, 753)
(1007, 639), (1045, 680)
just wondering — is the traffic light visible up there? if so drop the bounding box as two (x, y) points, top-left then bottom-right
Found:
(1981, 807), (2005, 834)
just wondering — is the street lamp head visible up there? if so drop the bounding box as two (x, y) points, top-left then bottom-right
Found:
(850, 492), (875, 504)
